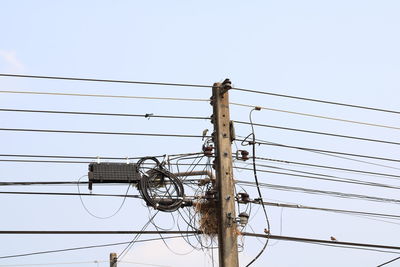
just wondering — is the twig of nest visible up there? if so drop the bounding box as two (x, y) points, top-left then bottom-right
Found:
(195, 199), (218, 237)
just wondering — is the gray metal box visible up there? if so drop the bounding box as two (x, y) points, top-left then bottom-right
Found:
(88, 163), (141, 184)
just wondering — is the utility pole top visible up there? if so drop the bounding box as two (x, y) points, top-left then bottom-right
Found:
(110, 252), (117, 267)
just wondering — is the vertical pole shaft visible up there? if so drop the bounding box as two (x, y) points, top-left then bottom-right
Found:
(110, 252), (117, 267)
(212, 80), (239, 267)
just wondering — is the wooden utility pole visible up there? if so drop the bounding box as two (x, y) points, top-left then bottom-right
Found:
(110, 252), (117, 267)
(212, 79), (239, 267)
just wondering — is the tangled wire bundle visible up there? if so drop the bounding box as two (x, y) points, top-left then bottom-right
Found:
(137, 157), (184, 212)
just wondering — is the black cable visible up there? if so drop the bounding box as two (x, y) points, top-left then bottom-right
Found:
(254, 157), (400, 180)
(0, 73), (211, 88)
(0, 108), (209, 120)
(0, 181), (86, 186)
(236, 180), (400, 204)
(0, 235), (191, 259)
(242, 108), (270, 267)
(247, 139), (400, 164)
(0, 230), (199, 234)
(118, 212), (159, 260)
(235, 120), (400, 146)
(377, 256), (400, 266)
(233, 166), (400, 190)
(248, 200), (400, 221)
(137, 157), (184, 212)
(0, 191), (142, 198)
(232, 87), (400, 115)
(0, 152), (202, 160)
(241, 232), (400, 252)
(77, 175), (132, 219)
(0, 128), (207, 138)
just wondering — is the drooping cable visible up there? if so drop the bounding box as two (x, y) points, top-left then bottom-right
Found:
(77, 175), (132, 219)
(242, 108), (270, 267)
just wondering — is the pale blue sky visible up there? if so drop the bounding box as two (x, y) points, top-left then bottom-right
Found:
(1, 1), (400, 266)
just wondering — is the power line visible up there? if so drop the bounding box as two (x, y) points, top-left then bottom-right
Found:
(234, 166), (400, 190)
(0, 152), (202, 160)
(0, 230), (199, 235)
(234, 120), (400, 146)
(0, 159), (209, 165)
(247, 139), (400, 163)
(0, 159), (90, 164)
(0, 191), (142, 198)
(230, 102), (400, 131)
(0, 90), (209, 102)
(236, 180), (400, 204)
(0, 260), (107, 266)
(254, 157), (400, 180)
(0, 108), (209, 120)
(247, 200), (400, 221)
(232, 87), (400, 115)
(2, 73), (399, 116)
(0, 73), (211, 88)
(0, 128), (207, 139)
(377, 256), (400, 267)
(0, 235), (192, 259)
(241, 232), (400, 252)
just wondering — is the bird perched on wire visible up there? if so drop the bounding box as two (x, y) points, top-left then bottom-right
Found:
(202, 129), (209, 140)
(330, 236), (337, 241)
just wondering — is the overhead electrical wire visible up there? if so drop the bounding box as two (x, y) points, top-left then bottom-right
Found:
(235, 120), (400, 146)
(0, 230), (199, 235)
(0, 90), (210, 102)
(230, 102), (400, 131)
(236, 180), (400, 204)
(232, 87), (400, 115)
(243, 138), (400, 164)
(248, 200), (400, 221)
(254, 157), (400, 180)
(242, 108), (270, 267)
(233, 166), (400, 190)
(0, 108), (209, 120)
(238, 161), (400, 187)
(0, 159), (211, 165)
(0, 235), (192, 259)
(377, 256), (400, 267)
(1, 73), (399, 115)
(241, 233), (400, 253)
(0, 128), (208, 139)
(2, 92), (398, 131)
(0, 191), (142, 198)
(0, 73), (212, 88)
(0, 260), (171, 267)
(0, 152), (202, 160)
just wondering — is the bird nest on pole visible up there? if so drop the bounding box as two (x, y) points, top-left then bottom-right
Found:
(194, 199), (218, 237)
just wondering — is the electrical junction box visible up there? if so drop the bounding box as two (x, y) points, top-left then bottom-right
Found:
(88, 163), (141, 188)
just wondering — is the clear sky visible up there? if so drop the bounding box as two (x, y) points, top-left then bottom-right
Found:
(1, 1), (400, 266)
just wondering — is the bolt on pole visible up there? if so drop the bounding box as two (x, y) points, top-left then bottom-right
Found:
(211, 79), (239, 267)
